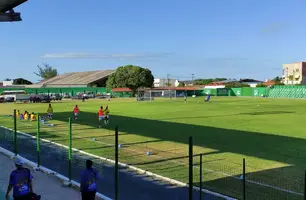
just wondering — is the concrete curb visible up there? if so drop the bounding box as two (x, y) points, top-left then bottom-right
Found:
(0, 125), (236, 200)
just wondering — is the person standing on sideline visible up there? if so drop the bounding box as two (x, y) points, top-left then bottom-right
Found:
(16, 110), (20, 118)
(73, 105), (79, 120)
(80, 160), (99, 200)
(97, 106), (104, 128)
(103, 106), (110, 124)
(6, 157), (33, 200)
(47, 104), (53, 120)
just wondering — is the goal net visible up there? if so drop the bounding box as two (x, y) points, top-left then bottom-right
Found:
(137, 90), (177, 101)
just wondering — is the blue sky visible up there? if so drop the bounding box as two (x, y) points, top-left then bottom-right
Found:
(1, 0), (306, 82)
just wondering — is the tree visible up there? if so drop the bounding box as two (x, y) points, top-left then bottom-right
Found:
(178, 82), (185, 87)
(256, 83), (268, 87)
(193, 78), (227, 85)
(34, 63), (58, 80)
(225, 82), (250, 88)
(106, 65), (154, 95)
(273, 76), (281, 82)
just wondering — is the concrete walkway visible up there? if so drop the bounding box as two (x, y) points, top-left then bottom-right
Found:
(0, 153), (81, 200)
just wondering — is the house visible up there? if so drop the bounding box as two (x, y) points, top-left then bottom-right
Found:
(262, 79), (276, 87)
(239, 79), (262, 87)
(154, 78), (179, 87)
(203, 79), (237, 89)
(1, 78), (32, 87)
(3, 80), (13, 86)
(282, 62), (306, 85)
(182, 80), (194, 86)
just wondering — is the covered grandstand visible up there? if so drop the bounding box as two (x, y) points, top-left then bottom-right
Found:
(0, 0), (27, 22)
(34, 70), (115, 88)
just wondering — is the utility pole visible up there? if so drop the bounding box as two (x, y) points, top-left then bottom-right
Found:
(167, 74), (170, 87)
(167, 74), (171, 98)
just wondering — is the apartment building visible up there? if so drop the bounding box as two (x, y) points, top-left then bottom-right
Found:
(282, 62), (306, 85)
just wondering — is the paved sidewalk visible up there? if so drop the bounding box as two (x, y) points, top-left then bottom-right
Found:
(0, 153), (81, 200)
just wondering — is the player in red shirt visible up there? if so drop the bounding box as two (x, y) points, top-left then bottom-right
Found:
(97, 106), (104, 127)
(73, 105), (79, 120)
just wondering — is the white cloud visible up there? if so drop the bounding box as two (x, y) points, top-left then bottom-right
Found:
(42, 53), (168, 59)
(260, 23), (287, 35)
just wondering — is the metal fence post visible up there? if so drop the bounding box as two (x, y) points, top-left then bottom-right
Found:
(37, 113), (40, 167)
(13, 109), (17, 156)
(115, 126), (119, 200)
(304, 170), (306, 200)
(68, 118), (72, 181)
(189, 136), (193, 200)
(243, 158), (246, 200)
(200, 153), (203, 200)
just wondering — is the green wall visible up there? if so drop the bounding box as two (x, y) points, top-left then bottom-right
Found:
(199, 89), (217, 96)
(268, 85), (306, 98)
(227, 87), (269, 97)
(231, 88), (242, 96)
(4, 86), (306, 99)
(216, 88), (229, 96)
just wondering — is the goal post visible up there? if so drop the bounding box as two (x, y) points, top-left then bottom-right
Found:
(137, 90), (153, 101)
(136, 89), (177, 101)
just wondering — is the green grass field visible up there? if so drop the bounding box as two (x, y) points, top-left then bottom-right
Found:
(0, 97), (306, 199)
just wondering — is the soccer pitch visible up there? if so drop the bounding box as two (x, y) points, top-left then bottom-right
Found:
(0, 97), (306, 199)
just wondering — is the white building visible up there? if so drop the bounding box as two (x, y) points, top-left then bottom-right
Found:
(282, 62), (306, 85)
(3, 80), (13, 86)
(154, 78), (179, 87)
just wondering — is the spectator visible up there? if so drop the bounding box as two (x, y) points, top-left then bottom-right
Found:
(5, 157), (34, 200)
(80, 160), (99, 200)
